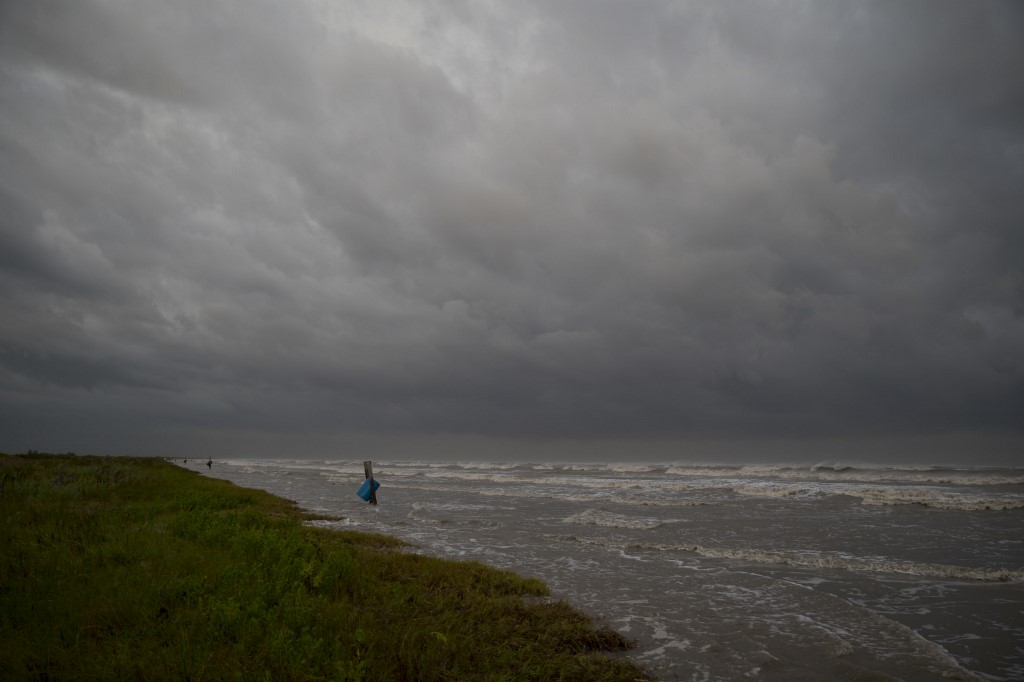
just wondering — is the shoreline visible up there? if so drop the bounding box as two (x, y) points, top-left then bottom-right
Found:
(1, 452), (650, 680)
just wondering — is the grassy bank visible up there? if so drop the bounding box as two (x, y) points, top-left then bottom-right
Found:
(0, 453), (648, 681)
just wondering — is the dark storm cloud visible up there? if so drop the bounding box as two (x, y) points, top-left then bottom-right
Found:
(1, 0), (1021, 460)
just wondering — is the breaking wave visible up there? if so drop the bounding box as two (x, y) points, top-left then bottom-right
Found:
(663, 464), (1024, 486)
(564, 536), (1024, 582)
(358, 468), (1023, 511)
(384, 482), (710, 507)
(564, 508), (663, 530)
(730, 482), (1024, 511)
(216, 459), (1024, 488)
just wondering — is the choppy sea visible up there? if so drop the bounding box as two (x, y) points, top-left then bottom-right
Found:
(186, 459), (1024, 681)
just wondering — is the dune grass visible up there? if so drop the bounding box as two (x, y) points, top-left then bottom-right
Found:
(0, 453), (648, 681)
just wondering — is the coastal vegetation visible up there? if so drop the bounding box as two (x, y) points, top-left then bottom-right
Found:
(0, 452), (647, 680)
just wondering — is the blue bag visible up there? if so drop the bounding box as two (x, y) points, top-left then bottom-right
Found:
(356, 478), (380, 502)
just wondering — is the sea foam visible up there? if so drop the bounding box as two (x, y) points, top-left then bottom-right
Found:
(566, 536), (1024, 582)
(564, 508), (663, 530)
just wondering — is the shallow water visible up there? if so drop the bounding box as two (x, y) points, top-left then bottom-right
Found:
(189, 459), (1024, 681)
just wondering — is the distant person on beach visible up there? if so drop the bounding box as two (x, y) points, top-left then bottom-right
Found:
(207, 458), (212, 469)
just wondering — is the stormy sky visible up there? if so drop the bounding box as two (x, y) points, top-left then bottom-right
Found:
(1, 1), (1022, 463)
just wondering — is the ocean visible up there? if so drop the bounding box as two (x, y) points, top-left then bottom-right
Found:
(187, 459), (1024, 681)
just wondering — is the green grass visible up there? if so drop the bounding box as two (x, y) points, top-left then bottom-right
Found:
(0, 453), (649, 681)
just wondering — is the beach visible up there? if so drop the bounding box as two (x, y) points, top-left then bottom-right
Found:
(195, 459), (1024, 681)
(1, 454), (646, 680)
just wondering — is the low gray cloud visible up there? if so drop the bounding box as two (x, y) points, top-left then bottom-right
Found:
(1, 0), (1021, 461)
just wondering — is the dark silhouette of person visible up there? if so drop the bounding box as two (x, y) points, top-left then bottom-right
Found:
(207, 458), (212, 469)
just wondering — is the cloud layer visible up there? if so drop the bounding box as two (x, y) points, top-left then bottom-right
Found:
(2, 1), (1022, 460)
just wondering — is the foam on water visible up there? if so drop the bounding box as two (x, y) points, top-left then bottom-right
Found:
(664, 463), (1024, 486)
(411, 501), (512, 512)
(848, 485), (1024, 511)
(601, 463), (664, 474)
(731, 481), (1024, 510)
(694, 546), (1023, 583)
(189, 457), (1024, 681)
(396, 467), (1024, 512)
(216, 459), (1024, 487)
(380, 481), (718, 507)
(565, 535), (1024, 582)
(446, 461), (523, 470)
(564, 508), (663, 530)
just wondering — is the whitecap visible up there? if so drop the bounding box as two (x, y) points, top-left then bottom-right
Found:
(563, 508), (663, 530)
